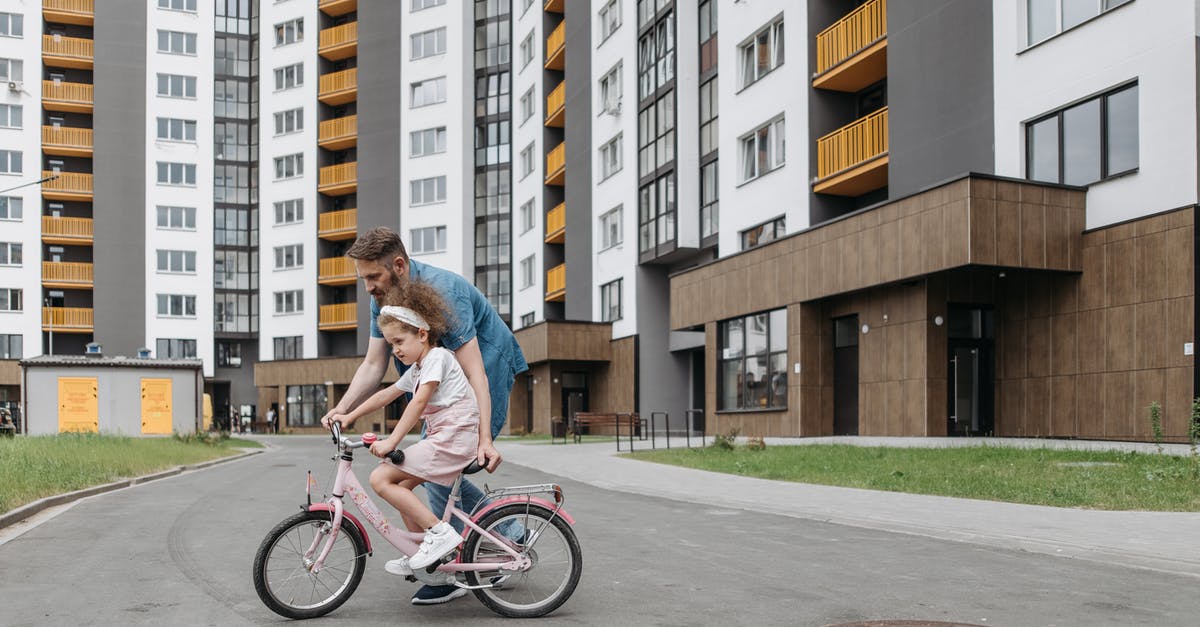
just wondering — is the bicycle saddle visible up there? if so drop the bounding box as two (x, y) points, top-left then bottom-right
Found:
(463, 460), (485, 475)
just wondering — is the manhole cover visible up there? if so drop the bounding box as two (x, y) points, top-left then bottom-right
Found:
(826, 622), (987, 627)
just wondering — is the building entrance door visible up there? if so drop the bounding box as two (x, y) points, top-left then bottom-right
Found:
(561, 372), (587, 431)
(947, 306), (995, 436)
(833, 316), (859, 436)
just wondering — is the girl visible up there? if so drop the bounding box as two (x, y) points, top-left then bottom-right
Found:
(323, 282), (480, 573)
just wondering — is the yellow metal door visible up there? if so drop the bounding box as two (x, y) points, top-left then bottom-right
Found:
(58, 377), (99, 433)
(141, 378), (173, 434)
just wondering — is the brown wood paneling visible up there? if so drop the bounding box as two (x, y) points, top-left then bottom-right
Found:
(1134, 300), (1167, 370)
(1075, 373), (1104, 439)
(1078, 243), (1105, 311)
(0, 360), (19, 386)
(1135, 232), (1167, 303)
(969, 197), (997, 266)
(255, 356), (388, 387)
(997, 378), (1023, 436)
(1050, 313), (1077, 376)
(1133, 368), (1164, 441)
(1076, 309), (1106, 374)
(1020, 203), (1046, 269)
(1025, 377), (1050, 436)
(994, 199), (1022, 267)
(1026, 316), (1051, 378)
(1049, 375), (1076, 436)
(1105, 238), (1136, 307)
(1166, 296), (1194, 369)
(1163, 366), (1193, 441)
(1164, 226), (1194, 300)
(1104, 305), (1135, 371)
(1102, 371), (1134, 438)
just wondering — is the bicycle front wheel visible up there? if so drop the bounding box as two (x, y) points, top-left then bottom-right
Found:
(252, 510), (367, 620)
(463, 504), (582, 618)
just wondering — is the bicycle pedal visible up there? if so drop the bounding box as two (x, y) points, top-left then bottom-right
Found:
(423, 552), (457, 574)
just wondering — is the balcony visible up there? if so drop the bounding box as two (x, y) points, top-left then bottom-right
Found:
(814, 107), (889, 197)
(545, 264), (565, 302)
(42, 125), (93, 157)
(42, 261), (93, 289)
(319, 68), (357, 106)
(545, 142), (565, 186)
(813, 0), (887, 93)
(319, 303), (357, 331)
(43, 306), (93, 333)
(42, 216), (93, 246)
(43, 34), (94, 70)
(42, 170), (93, 201)
(43, 0), (94, 26)
(545, 80), (565, 128)
(318, 257), (357, 286)
(544, 0), (563, 12)
(42, 80), (93, 114)
(319, 162), (357, 196)
(319, 21), (358, 61)
(318, 209), (357, 241)
(544, 202), (565, 244)
(318, 115), (357, 151)
(545, 21), (565, 70)
(318, 0), (357, 17)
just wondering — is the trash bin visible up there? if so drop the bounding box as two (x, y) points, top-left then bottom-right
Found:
(551, 419), (566, 439)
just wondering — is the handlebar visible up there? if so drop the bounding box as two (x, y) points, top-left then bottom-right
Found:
(329, 422), (404, 463)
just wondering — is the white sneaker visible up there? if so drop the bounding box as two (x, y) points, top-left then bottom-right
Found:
(409, 522), (463, 570)
(384, 556), (413, 576)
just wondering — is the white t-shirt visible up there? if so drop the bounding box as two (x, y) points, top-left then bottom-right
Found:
(392, 347), (476, 408)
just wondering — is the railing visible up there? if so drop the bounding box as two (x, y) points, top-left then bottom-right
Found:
(318, 115), (357, 144)
(545, 142), (565, 183)
(42, 126), (93, 150)
(319, 162), (357, 187)
(545, 263), (565, 300)
(42, 170), (94, 195)
(42, 34), (94, 61)
(42, 216), (93, 242)
(318, 0), (357, 13)
(546, 80), (565, 120)
(319, 21), (357, 52)
(319, 68), (357, 95)
(545, 21), (565, 65)
(319, 303), (357, 329)
(42, 306), (93, 331)
(42, 261), (93, 286)
(816, 107), (888, 180)
(44, 0), (94, 19)
(42, 80), (93, 106)
(318, 257), (356, 282)
(815, 0), (886, 76)
(545, 202), (565, 242)
(318, 209), (357, 237)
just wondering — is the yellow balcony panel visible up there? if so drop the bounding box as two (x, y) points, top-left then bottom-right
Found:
(319, 0), (357, 17)
(544, 21), (565, 70)
(319, 22), (358, 61)
(43, 306), (93, 333)
(544, 202), (565, 244)
(319, 257), (357, 286)
(42, 125), (93, 157)
(318, 115), (357, 151)
(318, 208), (357, 241)
(43, 34), (94, 70)
(544, 142), (565, 186)
(42, 170), (93, 201)
(543, 0), (563, 13)
(545, 80), (565, 128)
(44, 0), (94, 26)
(42, 216), (93, 246)
(42, 80), (93, 114)
(319, 68), (358, 105)
(813, 0), (887, 93)
(319, 162), (358, 196)
(545, 264), (565, 302)
(319, 303), (357, 331)
(42, 261), (93, 289)
(814, 107), (889, 197)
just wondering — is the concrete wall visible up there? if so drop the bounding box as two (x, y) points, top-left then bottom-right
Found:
(563, 4), (592, 320)
(24, 364), (201, 435)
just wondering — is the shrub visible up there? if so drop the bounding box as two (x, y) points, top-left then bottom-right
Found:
(746, 436), (766, 451)
(1149, 401), (1163, 454)
(711, 427), (740, 451)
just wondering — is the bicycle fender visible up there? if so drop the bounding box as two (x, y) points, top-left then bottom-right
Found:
(471, 496), (575, 526)
(307, 503), (375, 555)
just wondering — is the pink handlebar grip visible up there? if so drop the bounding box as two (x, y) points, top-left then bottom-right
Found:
(361, 432), (377, 446)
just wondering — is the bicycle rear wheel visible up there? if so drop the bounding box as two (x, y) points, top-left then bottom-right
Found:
(252, 510), (367, 619)
(462, 504), (582, 618)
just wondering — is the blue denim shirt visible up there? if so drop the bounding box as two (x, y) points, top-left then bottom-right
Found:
(370, 260), (528, 432)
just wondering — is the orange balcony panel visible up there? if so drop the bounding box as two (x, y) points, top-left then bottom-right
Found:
(544, 202), (565, 244)
(544, 0), (563, 13)
(813, 0), (887, 93)
(544, 142), (565, 186)
(319, 162), (357, 196)
(813, 155), (888, 196)
(319, 0), (357, 17)
(42, 125), (93, 157)
(544, 264), (565, 302)
(545, 80), (565, 128)
(43, 306), (93, 333)
(812, 39), (887, 93)
(814, 107), (889, 197)
(319, 22), (358, 61)
(318, 208), (357, 241)
(319, 68), (357, 105)
(544, 21), (565, 70)
(42, 80), (93, 114)
(318, 115), (357, 151)
(42, 170), (93, 201)
(319, 257), (357, 286)
(42, 34), (94, 70)
(42, 261), (93, 289)
(42, 216), (94, 246)
(43, 0), (94, 26)
(319, 303), (357, 331)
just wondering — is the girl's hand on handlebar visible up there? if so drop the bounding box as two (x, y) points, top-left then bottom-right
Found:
(369, 436), (400, 459)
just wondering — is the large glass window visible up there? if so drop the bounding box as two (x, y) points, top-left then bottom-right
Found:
(157, 338), (197, 359)
(286, 385), (327, 427)
(700, 160), (718, 239)
(718, 309), (787, 411)
(156, 294), (197, 317)
(157, 205), (196, 230)
(411, 77), (447, 107)
(274, 336), (302, 360)
(411, 226), (447, 254)
(411, 27), (447, 60)
(411, 176), (447, 206)
(0, 196), (21, 220)
(411, 127), (447, 157)
(0, 288), (20, 311)
(739, 117), (785, 183)
(741, 216), (785, 250)
(1026, 0), (1132, 46)
(1026, 83), (1137, 185)
(0, 334), (21, 359)
(600, 205), (623, 250)
(157, 29), (197, 55)
(0, 12), (24, 37)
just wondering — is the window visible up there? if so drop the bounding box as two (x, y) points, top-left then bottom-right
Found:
(0, 105), (18, 129)
(273, 108), (303, 135)
(157, 338), (197, 359)
(158, 0), (198, 11)
(0, 242), (21, 266)
(741, 216), (786, 250)
(600, 205), (623, 249)
(156, 294), (197, 317)
(519, 87), (535, 123)
(156, 161), (196, 186)
(637, 93), (676, 178)
(273, 199), (303, 225)
(739, 18), (784, 89)
(214, 292), (257, 333)
(274, 244), (303, 269)
(216, 341), (242, 367)
(0, 58), (21, 82)
(410, 176), (447, 205)
(410, 126), (447, 157)
(286, 385), (327, 427)
(637, 12), (674, 100)
(412, 0), (447, 10)
(600, 134), (623, 180)
(156, 117), (196, 142)
(600, 279), (623, 322)
(411, 226), (447, 254)
(156, 249), (197, 273)
(719, 309), (787, 410)
(411, 27), (447, 60)
(0, 13), (23, 37)
(519, 198), (535, 234)
(274, 336), (303, 360)
(0, 150), (21, 174)
(699, 0), (718, 73)
(739, 117), (785, 182)
(519, 31), (533, 68)
(519, 143), (535, 179)
(1026, 83), (1138, 186)
(599, 63), (622, 114)
(1026, 0), (1133, 46)
(519, 255), (535, 289)
(699, 78), (718, 156)
(274, 63), (303, 90)
(274, 18), (303, 46)
(157, 30), (197, 55)
(0, 288), (20, 311)
(411, 77), (447, 108)
(0, 196), (21, 220)
(157, 73), (197, 98)
(274, 153), (303, 179)
(599, 0), (621, 42)
(520, 312), (534, 327)
(638, 174), (676, 253)
(156, 206), (196, 230)
(0, 334), (21, 359)
(701, 160), (719, 238)
(274, 290), (303, 314)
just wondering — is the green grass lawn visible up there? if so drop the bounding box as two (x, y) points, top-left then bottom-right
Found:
(0, 432), (261, 514)
(626, 444), (1200, 511)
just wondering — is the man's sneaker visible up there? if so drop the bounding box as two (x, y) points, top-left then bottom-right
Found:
(409, 522), (463, 570)
(411, 584), (468, 606)
(384, 556), (412, 576)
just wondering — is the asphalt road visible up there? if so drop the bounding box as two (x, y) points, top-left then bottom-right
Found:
(1, 436), (1198, 626)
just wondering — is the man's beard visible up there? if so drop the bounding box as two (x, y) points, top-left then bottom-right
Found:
(373, 271), (407, 305)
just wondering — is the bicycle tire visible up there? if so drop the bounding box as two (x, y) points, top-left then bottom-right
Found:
(252, 510), (367, 620)
(462, 503), (582, 618)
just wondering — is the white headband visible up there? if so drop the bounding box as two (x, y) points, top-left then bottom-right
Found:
(380, 305), (430, 331)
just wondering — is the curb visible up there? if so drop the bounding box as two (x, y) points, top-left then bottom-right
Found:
(0, 448), (264, 530)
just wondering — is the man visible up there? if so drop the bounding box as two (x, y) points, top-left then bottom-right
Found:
(321, 226), (528, 605)
(266, 406), (277, 434)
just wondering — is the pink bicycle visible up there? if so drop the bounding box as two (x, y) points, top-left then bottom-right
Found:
(252, 423), (581, 619)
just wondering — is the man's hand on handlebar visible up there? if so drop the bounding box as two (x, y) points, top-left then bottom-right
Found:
(321, 413), (352, 431)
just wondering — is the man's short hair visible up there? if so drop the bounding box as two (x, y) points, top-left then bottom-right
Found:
(347, 226), (409, 263)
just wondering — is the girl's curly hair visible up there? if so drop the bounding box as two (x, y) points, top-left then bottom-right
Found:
(377, 280), (451, 345)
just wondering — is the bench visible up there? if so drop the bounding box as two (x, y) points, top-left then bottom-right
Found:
(554, 412), (646, 444)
